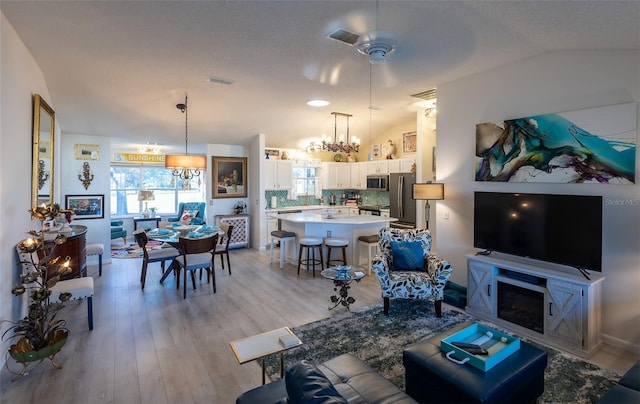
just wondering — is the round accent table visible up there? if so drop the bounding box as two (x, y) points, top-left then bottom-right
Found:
(320, 266), (366, 311)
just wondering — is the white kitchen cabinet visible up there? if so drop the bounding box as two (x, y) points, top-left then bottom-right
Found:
(264, 159), (293, 190)
(349, 162), (368, 189)
(388, 158), (416, 173)
(366, 161), (389, 175)
(322, 162), (350, 189)
(465, 254), (604, 358)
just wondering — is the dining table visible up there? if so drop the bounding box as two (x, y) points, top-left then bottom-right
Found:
(146, 224), (223, 283)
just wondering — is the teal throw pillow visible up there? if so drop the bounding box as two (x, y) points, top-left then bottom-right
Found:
(391, 241), (424, 271)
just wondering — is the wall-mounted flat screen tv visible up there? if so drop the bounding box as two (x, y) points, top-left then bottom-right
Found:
(474, 192), (602, 271)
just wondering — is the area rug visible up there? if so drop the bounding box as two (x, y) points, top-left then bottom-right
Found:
(265, 300), (621, 403)
(110, 241), (162, 259)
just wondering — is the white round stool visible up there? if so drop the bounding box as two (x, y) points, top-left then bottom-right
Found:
(297, 236), (323, 277)
(86, 243), (104, 276)
(324, 237), (349, 269)
(357, 234), (379, 275)
(270, 230), (297, 269)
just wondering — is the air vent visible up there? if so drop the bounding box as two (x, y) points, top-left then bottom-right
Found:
(327, 29), (360, 46)
(411, 88), (437, 101)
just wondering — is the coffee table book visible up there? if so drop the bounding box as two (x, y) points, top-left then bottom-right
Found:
(441, 323), (520, 372)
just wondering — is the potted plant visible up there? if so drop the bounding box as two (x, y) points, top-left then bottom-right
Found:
(149, 207), (157, 218)
(1, 203), (73, 380)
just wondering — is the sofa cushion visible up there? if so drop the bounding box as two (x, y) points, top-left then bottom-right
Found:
(618, 361), (640, 391)
(391, 241), (424, 271)
(285, 360), (347, 404)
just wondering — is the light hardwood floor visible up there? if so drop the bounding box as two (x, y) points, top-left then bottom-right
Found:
(1, 247), (638, 403)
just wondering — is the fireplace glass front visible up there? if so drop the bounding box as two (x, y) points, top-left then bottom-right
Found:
(497, 281), (544, 334)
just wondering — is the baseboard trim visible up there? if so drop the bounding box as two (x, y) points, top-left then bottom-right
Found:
(602, 333), (640, 355)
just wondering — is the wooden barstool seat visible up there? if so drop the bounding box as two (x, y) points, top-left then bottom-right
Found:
(324, 236), (349, 268)
(358, 234), (379, 275)
(297, 236), (323, 277)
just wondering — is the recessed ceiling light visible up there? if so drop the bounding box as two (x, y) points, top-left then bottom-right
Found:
(307, 99), (330, 107)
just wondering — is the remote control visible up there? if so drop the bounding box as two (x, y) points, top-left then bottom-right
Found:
(451, 342), (489, 355)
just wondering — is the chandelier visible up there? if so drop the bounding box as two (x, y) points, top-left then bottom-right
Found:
(308, 112), (360, 153)
(165, 94), (206, 188)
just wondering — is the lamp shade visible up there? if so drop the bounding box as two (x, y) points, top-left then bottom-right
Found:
(138, 190), (155, 201)
(412, 183), (444, 200)
(165, 154), (207, 170)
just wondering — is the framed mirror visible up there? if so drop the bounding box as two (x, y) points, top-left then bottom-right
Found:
(32, 94), (55, 209)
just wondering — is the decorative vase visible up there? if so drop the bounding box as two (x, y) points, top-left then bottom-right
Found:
(8, 329), (68, 380)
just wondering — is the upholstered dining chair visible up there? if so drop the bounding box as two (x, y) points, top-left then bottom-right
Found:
(133, 229), (180, 290)
(213, 223), (234, 275)
(167, 202), (206, 225)
(371, 227), (454, 317)
(176, 234), (219, 299)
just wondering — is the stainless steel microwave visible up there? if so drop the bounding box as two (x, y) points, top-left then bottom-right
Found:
(366, 175), (389, 190)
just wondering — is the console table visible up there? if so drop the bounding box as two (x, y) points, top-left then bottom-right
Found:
(44, 225), (87, 280)
(133, 216), (161, 231)
(466, 254), (604, 358)
(215, 214), (249, 249)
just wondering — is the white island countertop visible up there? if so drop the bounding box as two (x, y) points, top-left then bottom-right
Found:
(276, 213), (395, 269)
(276, 212), (396, 225)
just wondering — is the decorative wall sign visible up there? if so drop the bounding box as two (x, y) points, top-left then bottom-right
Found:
(265, 149), (280, 157)
(475, 103), (637, 183)
(74, 144), (99, 160)
(113, 152), (165, 163)
(65, 194), (104, 219)
(403, 131), (417, 153)
(212, 156), (247, 198)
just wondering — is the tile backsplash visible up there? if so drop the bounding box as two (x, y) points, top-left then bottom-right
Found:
(265, 189), (389, 209)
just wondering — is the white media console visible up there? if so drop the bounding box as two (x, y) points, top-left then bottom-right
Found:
(466, 253), (605, 358)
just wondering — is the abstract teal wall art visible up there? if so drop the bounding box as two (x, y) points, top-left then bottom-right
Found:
(475, 103), (636, 183)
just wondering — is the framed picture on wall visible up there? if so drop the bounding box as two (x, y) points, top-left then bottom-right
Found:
(74, 144), (99, 160)
(371, 144), (381, 158)
(212, 156), (248, 198)
(403, 131), (417, 153)
(65, 194), (104, 219)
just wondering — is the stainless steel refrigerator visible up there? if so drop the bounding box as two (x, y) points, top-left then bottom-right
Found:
(389, 172), (416, 229)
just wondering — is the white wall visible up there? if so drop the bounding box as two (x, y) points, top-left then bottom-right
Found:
(0, 13), (57, 366)
(60, 134), (113, 265)
(436, 50), (640, 352)
(206, 144), (250, 225)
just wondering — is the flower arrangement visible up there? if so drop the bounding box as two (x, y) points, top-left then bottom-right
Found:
(1, 203), (74, 377)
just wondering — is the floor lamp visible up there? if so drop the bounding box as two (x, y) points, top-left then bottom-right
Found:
(412, 183), (444, 230)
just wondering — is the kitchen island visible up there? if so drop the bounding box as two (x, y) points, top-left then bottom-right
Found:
(276, 212), (396, 267)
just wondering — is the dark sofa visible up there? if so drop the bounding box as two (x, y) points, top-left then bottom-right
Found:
(598, 360), (640, 403)
(236, 353), (416, 403)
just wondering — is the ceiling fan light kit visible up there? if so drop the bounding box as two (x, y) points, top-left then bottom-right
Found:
(357, 37), (397, 64)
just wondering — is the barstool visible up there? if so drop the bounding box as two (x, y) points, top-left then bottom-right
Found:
(270, 230), (297, 269)
(358, 234), (379, 275)
(324, 237), (349, 268)
(297, 236), (323, 277)
(86, 243), (104, 276)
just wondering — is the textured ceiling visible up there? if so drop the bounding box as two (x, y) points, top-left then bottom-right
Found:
(2, 0), (639, 152)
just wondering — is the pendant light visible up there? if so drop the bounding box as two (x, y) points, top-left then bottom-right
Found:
(165, 94), (206, 188)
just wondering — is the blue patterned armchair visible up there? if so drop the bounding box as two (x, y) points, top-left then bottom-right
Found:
(167, 202), (206, 225)
(371, 227), (453, 317)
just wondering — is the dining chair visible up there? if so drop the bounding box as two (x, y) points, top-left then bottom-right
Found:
(177, 234), (219, 299)
(133, 229), (180, 290)
(214, 223), (234, 275)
